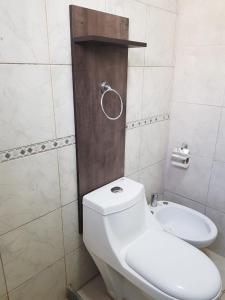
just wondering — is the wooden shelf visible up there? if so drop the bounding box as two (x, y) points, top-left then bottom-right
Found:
(74, 35), (147, 48)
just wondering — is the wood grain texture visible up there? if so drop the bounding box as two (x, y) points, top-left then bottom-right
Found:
(70, 5), (128, 232)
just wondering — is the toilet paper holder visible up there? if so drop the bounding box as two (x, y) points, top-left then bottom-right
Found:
(171, 143), (190, 169)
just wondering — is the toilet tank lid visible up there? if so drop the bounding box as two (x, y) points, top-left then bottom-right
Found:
(83, 177), (144, 215)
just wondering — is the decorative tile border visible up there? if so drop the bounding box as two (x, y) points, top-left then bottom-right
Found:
(126, 113), (170, 130)
(0, 135), (75, 163)
(0, 113), (169, 163)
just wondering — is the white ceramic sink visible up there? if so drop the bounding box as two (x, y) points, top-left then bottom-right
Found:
(150, 201), (218, 249)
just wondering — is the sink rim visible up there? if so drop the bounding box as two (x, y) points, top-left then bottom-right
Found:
(150, 201), (218, 248)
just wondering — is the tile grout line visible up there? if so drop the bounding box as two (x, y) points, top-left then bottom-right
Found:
(59, 182), (68, 289)
(171, 0), (178, 78)
(0, 62), (71, 66)
(164, 189), (206, 208)
(55, 146), (68, 286)
(204, 106), (224, 214)
(163, 6), (179, 205)
(136, 54), (146, 174)
(44, 0), (58, 140)
(43, 1), (68, 279)
(0, 62), (175, 68)
(0, 200), (79, 247)
(135, 0), (178, 14)
(77, 273), (100, 295)
(0, 113), (170, 163)
(135, 4), (153, 177)
(126, 158), (166, 178)
(6, 257), (65, 295)
(143, 3), (148, 69)
(174, 99), (225, 108)
(164, 188), (225, 216)
(0, 207), (60, 238)
(0, 252), (9, 299)
(139, 158), (166, 173)
(65, 244), (89, 263)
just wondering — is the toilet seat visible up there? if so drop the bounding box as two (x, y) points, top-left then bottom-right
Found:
(125, 229), (221, 300)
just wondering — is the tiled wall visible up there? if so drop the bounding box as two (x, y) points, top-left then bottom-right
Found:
(121, 0), (177, 199)
(165, 0), (225, 289)
(0, 0), (176, 299)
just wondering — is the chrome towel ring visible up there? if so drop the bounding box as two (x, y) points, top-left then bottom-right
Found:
(100, 81), (123, 120)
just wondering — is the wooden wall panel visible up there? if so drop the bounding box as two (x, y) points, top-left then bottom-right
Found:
(70, 6), (128, 232)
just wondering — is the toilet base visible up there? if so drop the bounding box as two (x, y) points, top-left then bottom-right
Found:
(91, 254), (154, 300)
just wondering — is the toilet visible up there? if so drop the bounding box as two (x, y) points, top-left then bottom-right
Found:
(83, 177), (222, 300)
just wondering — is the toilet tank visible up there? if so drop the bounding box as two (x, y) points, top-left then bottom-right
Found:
(83, 178), (150, 263)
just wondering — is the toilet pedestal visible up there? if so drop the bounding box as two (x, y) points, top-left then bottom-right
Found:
(92, 254), (154, 300)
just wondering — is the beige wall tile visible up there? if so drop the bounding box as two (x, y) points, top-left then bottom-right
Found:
(66, 246), (98, 291)
(139, 121), (168, 169)
(208, 162), (225, 214)
(51, 65), (75, 138)
(0, 64), (55, 150)
(125, 128), (141, 176)
(62, 201), (82, 254)
(106, 0), (147, 41)
(58, 145), (77, 206)
(140, 0), (177, 12)
(0, 0), (49, 63)
(177, 0), (225, 46)
(215, 109), (225, 162)
(126, 67), (144, 123)
(168, 102), (221, 158)
(173, 46), (225, 106)
(165, 155), (212, 204)
(0, 151), (60, 235)
(8, 259), (66, 300)
(128, 171), (140, 182)
(106, 0), (147, 66)
(167, 1), (225, 288)
(0, 209), (64, 291)
(145, 7), (176, 66)
(46, 0), (106, 64)
(142, 67), (173, 117)
(139, 160), (165, 200)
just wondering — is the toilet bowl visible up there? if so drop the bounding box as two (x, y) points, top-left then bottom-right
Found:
(150, 201), (218, 248)
(83, 177), (222, 300)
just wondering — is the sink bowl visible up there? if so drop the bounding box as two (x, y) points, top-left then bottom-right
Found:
(150, 201), (218, 249)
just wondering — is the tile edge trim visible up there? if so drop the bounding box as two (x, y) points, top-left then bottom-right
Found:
(0, 113), (170, 163)
(126, 113), (170, 130)
(0, 135), (75, 163)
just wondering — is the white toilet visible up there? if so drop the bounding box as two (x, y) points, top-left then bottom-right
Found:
(83, 177), (222, 300)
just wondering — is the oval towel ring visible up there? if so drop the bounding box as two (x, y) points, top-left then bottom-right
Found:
(100, 81), (123, 121)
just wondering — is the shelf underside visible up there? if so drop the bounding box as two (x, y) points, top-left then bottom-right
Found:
(74, 35), (147, 48)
